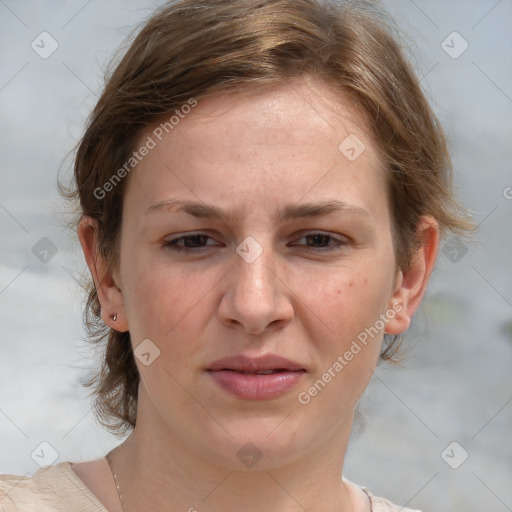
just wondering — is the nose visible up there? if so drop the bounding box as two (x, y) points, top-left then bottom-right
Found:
(218, 243), (294, 335)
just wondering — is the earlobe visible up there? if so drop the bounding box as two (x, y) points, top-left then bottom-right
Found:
(385, 270), (409, 334)
(385, 216), (439, 335)
(77, 216), (129, 332)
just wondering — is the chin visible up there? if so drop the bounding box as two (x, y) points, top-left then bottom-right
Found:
(193, 415), (316, 471)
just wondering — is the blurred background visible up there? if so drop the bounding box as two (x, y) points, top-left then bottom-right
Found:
(0, 1), (511, 511)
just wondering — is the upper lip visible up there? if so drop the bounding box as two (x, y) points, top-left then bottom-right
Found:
(206, 354), (305, 372)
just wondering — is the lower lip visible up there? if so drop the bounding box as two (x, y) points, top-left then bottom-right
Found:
(207, 370), (305, 400)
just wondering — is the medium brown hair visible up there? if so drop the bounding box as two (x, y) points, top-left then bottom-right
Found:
(63, 0), (473, 435)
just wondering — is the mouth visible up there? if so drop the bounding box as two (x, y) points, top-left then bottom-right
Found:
(206, 354), (306, 373)
(209, 368), (303, 375)
(206, 354), (306, 400)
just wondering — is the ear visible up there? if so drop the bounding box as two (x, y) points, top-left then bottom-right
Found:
(385, 216), (439, 334)
(77, 216), (128, 332)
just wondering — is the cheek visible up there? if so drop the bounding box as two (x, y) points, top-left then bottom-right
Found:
(293, 262), (393, 398)
(119, 246), (171, 329)
(298, 262), (393, 340)
(121, 252), (220, 363)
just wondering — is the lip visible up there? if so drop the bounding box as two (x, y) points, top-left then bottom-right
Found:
(206, 354), (306, 400)
(206, 354), (305, 372)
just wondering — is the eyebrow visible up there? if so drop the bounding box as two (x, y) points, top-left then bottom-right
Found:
(145, 198), (370, 222)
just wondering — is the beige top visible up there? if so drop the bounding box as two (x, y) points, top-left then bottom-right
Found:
(0, 462), (421, 512)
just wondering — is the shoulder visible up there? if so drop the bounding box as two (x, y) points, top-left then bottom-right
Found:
(362, 486), (422, 512)
(0, 463), (106, 512)
(343, 477), (422, 512)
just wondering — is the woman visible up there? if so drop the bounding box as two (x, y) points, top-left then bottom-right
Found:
(0, 0), (472, 510)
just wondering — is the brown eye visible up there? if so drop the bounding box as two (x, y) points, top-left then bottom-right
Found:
(292, 232), (348, 252)
(305, 234), (331, 247)
(164, 234), (219, 252)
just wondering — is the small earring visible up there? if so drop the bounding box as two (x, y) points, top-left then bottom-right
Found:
(112, 313), (117, 322)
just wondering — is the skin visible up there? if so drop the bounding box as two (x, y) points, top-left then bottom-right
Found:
(75, 75), (439, 512)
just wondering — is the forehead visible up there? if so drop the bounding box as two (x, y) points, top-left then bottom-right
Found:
(170, 77), (376, 152)
(124, 76), (388, 222)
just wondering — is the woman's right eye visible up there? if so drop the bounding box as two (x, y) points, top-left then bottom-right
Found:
(163, 234), (220, 252)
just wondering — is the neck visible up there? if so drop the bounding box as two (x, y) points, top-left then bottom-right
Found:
(109, 391), (361, 512)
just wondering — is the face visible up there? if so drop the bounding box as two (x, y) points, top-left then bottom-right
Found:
(112, 77), (407, 468)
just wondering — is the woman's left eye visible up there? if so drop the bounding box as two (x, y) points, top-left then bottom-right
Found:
(291, 233), (348, 252)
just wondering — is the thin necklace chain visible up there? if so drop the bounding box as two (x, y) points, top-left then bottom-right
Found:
(106, 451), (127, 512)
(105, 450), (372, 512)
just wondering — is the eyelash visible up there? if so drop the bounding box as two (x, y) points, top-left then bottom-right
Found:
(163, 232), (348, 253)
